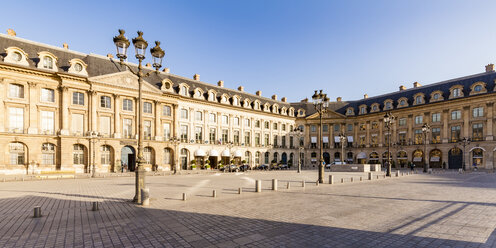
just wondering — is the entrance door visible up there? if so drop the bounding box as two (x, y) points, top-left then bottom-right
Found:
(323, 152), (330, 165)
(448, 148), (462, 169)
(121, 146), (136, 172)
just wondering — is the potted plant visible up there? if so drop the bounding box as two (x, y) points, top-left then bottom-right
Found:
(205, 159), (211, 170)
(191, 159), (197, 170)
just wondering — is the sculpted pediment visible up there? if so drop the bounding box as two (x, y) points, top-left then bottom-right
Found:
(89, 71), (161, 94)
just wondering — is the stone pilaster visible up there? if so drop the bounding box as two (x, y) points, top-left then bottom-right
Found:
(486, 102), (493, 141)
(442, 110), (449, 143)
(463, 106), (470, 138)
(27, 82), (38, 134)
(89, 90), (97, 132)
(0, 79), (5, 132)
(113, 94), (121, 138)
(154, 100), (162, 141)
(59, 86), (69, 135)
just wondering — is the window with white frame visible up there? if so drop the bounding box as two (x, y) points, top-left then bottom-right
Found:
(222, 129), (229, 143)
(195, 111), (202, 121)
(452, 88), (461, 97)
(164, 148), (172, 164)
(399, 118), (406, 126)
(42, 143), (55, 165)
(451, 110), (461, 120)
(163, 123), (171, 140)
(195, 126), (203, 142)
(144, 120), (152, 139)
(234, 117), (240, 126)
(100, 96), (111, 108)
(73, 144), (85, 165)
(181, 109), (188, 119)
(43, 56), (54, 69)
(209, 128), (216, 144)
(9, 84), (24, 98)
(100, 145), (111, 165)
(414, 115), (423, 125)
(244, 118), (250, 127)
(415, 95), (422, 104)
(432, 113), (441, 122)
(473, 107), (484, 117)
(180, 125), (188, 141)
(40, 111), (54, 134)
(71, 114), (84, 134)
(143, 102), (152, 114)
(222, 115), (229, 125)
(72, 92), (84, 105)
(209, 113), (216, 123)
(9, 143), (25, 165)
(41, 88), (54, 102)
(99, 116), (111, 136)
(123, 99), (133, 111)
(144, 147), (153, 164)
(162, 105), (171, 116)
(9, 107), (24, 132)
(181, 86), (188, 96)
(123, 118), (133, 138)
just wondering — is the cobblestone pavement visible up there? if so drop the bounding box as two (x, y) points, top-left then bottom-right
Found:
(0, 170), (495, 247)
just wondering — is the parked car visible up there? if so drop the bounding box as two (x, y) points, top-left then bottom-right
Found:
(239, 164), (250, 172)
(257, 164), (269, 170)
(280, 164), (289, 170)
(270, 164), (280, 170)
(326, 162), (346, 169)
(229, 164), (239, 172)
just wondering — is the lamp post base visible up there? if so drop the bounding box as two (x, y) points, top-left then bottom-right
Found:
(318, 162), (324, 184)
(133, 165), (146, 204)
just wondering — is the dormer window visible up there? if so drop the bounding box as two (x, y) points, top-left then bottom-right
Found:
(385, 101), (392, 110)
(208, 92), (215, 101)
(233, 97), (239, 106)
(37, 52), (58, 71)
(433, 93), (440, 100)
(415, 96), (422, 104)
(181, 86), (188, 96)
(470, 82), (487, 95)
(372, 105), (378, 111)
(453, 88), (461, 97)
(299, 110), (304, 116)
(68, 59), (88, 76)
(400, 100), (406, 106)
(360, 106), (366, 114)
(12, 52), (22, 61)
(346, 108), (354, 115)
(43, 56), (53, 69)
(474, 85), (482, 92)
(4, 47), (29, 66)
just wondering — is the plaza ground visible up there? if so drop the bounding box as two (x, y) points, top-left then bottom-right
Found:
(0, 170), (495, 247)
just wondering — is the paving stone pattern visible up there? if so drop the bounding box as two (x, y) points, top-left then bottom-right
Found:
(0, 170), (495, 247)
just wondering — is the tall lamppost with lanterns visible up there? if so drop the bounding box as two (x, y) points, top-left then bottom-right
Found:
(169, 136), (181, 174)
(338, 133), (346, 164)
(290, 127), (304, 173)
(383, 112), (395, 177)
(311, 90), (329, 184)
(459, 137), (471, 171)
(113, 29), (165, 204)
(422, 123), (431, 173)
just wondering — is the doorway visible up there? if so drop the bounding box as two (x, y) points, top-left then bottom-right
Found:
(121, 146), (136, 171)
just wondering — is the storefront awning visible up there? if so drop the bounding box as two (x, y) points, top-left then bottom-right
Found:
(347, 136), (353, 142)
(209, 150), (219, 157)
(221, 150), (230, 157)
(413, 157), (423, 162)
(323, 136), (329, 143)
(195, 149), (206, 157)
(233, 150), (242, 157)
(430, 156), (440, 162)
(334, 136), (340, 142)
(311, 136), (317, 143)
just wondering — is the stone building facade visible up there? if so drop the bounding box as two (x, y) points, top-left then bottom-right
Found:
(0, 30), (494, 175)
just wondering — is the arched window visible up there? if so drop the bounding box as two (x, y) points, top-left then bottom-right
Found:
(415, 95), (422, 104)
(73, 144), (85, 165)
(233, 97), (239, 106)
(144, 147), (153, 164)
(164, 148), (172, 164)
(181, 86), (188, 96)
(474, 85), (482, 92)
(273, 152), (278, 163)
(433, 93), (440, 100)
(255, 152), (260, 165)
(101, 145), (111, 165)
(42, 143), (55, 165)
(245, 151), (250, 164)
(10, 142), (26, 165)
(264, 152), (270, 164)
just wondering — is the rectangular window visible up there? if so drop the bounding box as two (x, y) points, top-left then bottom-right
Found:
(209, 113), (216, 123)
(290, 136), (294, 148)
(347, 124), (353, 132)
(399, 133), (406, 145)
(359, 123), (366, 130)
(273, 123), (278, 130)
(234, 130), (240, 145)
(273, 135), (278, 146)
(311, 125), (316, 132)
(399, 118), (406, 126)
(255, 120), (260, 128)
(432, 127), (441, 144)
(473, 107), (484, 118)
(414, 129), (423, 144)
(359, 136), (366, 148)
(72, 92), (84, 105)
(100, 96), (111, 108)
(71, 113), (84, 135)
(245, 131), (250, 146)
(123, 99), (133, 111)
(472, 123), (483, 141)
(451, 110), (461, 120)
(371, 122), (378, 129)
(144, 120), (152, 139)
(222, 115), (229, 125)
(264, 134), (270, 146)
(451, 126), (461, 142)
(222, 129), (229, 143)
(99, 116), (111, 136)
(281, 136), (286, 147)
(40, 111), (54, 134)
(244, 118), (250, 127)
(41, 88), (55, 102)
(415, 115), (423, 125)
(180, 125), (188, 142)
(334, 124), (340, 132)
(195, 111), (202, 121)
(234, 117), (240, 126)
(209, 128), (216, 144)
(282, 124), (286, 131)
(9, 84), (24, 98)
(181, 109), (188, 119)
(255, 133), (261, 146)
(123, 119), (133, 138)
(163, 123), (171, 140)
(143, 102), (152, 114)
(8, 107), (24, 132)
(162, 106), (171, 116)
(432, 113), (441, 123)
(322, 124), (328, 132)
(264, 121), (269, 129)
(195, 126), (203, 143)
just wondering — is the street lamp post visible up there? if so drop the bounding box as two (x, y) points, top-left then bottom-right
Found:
(226, 141), (234, 171)
(422, 123), (431, 173)
(89, 131), (100, 178)
(169, 136), (181, 174)
(459, 137), (471, 171)
(383, 112), (395, 177)
(311, 90), (329, 184)
(113, 29), (165, 204)
(290, 127), (304, 173)
(339, 133), (346, 164)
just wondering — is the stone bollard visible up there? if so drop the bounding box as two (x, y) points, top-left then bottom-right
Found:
(212, 190), (217, 198)
(34, 206), (42, 218)
(401, 172), (404, 176)
(272, 179), (278, 191)
(302, 180), (305, 188)
(316, 180), (319, 186)
(377, 175), (379, 179)
(92, 201), (100, 211)
(383, 175), (386, 179)
(182, 193), (187, 201)
(22, 178), (24, 182)
(287, 182), (290, 189)
(329, 175), (334, 184)
(256, 180), (262, 193)
(360, 177), (363, 182)
(238, 188), (242, 194)
(141, 188), (150, 206)
(368, 172), (373, 180)
(351, 177), (354, 183)
(341, 178), (344, 183)
(396, 171), (400, 177)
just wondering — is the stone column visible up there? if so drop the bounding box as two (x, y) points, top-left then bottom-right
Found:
(365, 121), (370, 147)
(442, 110), (449, 143)
(154, 100), (162, 141)
(463, 106), (470, 139)
(407, 114), (413, 142)
(486, 102), (493, 141)
(27, 82), (38, 134)
(59, 86), (69, 135)
(174, 104), (180, 138)
(89, 90), (97, 132)
(113, 94), (121, 138)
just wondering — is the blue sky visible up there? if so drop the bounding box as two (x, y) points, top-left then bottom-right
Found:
(1, 0), (496, 102)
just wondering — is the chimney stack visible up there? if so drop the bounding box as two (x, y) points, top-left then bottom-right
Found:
(301, 98), (308, 103)
(399, 85), (407, 91)
(6, 29), (16, 36)
(107, 53), (114, 58)
(281, 97), (287, 102)
(413, 82), (421, 88)
(364, 94), (368, 99)
(238, 86), (244, 91)
(63, 43), (69, 49)
(256, 90), (262, 96)
(272, 94), (278, 100)
(336, 97), (342, 102)
(193, 74), (200, 81)
(162, 68), (170, 73)
(486, 64), (494, 72)
(217, 80), (224, 87)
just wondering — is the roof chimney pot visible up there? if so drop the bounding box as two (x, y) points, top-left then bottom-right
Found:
(399, 85), (407, 91)
(486, 64), (494, 72)
(364, 94), (368, 99)
(272, 94), (278, 100)
(256, 90), (262, 96)
(336, 97), (342, 102)
(107, 53), (114, 58)
(162, 68), (170, 73)
(238, 86), (244, 91)
(281, 97), (287, 102)
(217, 80), (224, 87)
(6, 29), (16, 36)
(413, 82), (421, 88)
(193, 74), (200, 81)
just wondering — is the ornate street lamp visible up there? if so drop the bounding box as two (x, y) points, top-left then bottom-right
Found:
(312, 90), (329, 183)
(338, 133), (346, 164)
(169, 136), (181, 174)
(459, 137), (471, 171)
(113, 29), (165, 204)
(422, 123), (431, 173)
(89, 131), (100, 178)
(290, 127), (304, 173)
(383, 112), (395, 176)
